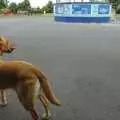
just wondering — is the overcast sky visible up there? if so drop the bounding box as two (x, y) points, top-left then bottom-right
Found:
(8, 0), (56, 8)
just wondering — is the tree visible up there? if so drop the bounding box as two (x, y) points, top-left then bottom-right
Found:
(41, 1), (53, 13)
(46, 1), (53, 13)
(0, 0), (7, 9)
(18, 0), (31, 11)
(109, 0), (120, 13)
(24, 0), (31, 10)
(18, 2), (24, 11)
(36, 7), (41, 13)
(9, 2), (18, 13)
(37, 6), (40, 11)
(116, 0), (120, 13)
(109, 0), (116, 8)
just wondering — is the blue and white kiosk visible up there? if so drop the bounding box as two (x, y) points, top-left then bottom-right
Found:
(54, 0), (112, 23)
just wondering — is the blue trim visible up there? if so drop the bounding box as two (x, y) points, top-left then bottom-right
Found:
(54, 2), (111, 5)
(54, 16), (110, 23)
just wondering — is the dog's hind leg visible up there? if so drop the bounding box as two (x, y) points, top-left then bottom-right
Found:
(15, 79), (40, 120)
(39, 93), (51, 120)
(28, 106), (38, 120)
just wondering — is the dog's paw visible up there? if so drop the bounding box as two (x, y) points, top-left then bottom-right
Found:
(42, 112), (52, 120)
(0, 102), (8, 107)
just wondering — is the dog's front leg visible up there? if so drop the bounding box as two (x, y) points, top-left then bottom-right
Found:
(0, 90), (8, 106)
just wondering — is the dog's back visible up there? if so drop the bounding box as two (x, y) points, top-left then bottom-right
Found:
(0, 60), (60, 105)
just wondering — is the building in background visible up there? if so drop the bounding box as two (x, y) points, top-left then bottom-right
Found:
(54, 0), (112, 23)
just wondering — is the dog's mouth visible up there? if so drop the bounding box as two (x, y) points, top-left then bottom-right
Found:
(0, 41), (16, 54)
(6, 47), (15, 53)
(6, 43), (16, 53)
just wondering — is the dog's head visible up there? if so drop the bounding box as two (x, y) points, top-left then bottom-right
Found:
(0, 36), (16, 55)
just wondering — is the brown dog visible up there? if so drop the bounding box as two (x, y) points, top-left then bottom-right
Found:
(0, 36), (16, 106)
(0, 60), (61, 120)
(0, 36), (61, 120)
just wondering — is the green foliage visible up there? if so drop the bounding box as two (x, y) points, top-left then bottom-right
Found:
(41, 1), (53, 13)
(109, 0), (120, 13)
(36, 7), (42, 14)
(18, 0), (31, 11)
(24, 0), (31, 10)
(0, 0), (7, 9)
(109, 0), (115, 8)
(0, 0), (53, 15)
(6, 0), (31, 14)
(46, 1), (53, 13)
(115, 0), (120, 14)
(116, 4), (120, 14)
(9, 2), (18, 13)
(18, 2), (24, 11)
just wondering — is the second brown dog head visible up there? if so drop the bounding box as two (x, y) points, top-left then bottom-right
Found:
(0, 36), (16, 55)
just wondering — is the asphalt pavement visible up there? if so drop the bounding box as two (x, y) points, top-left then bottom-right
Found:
(0, 16), (120, 120)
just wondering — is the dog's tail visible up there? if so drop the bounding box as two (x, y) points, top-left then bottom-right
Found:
(33, 67), (61, 106)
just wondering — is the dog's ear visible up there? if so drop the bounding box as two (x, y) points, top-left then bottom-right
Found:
(0, 36), (6, 42)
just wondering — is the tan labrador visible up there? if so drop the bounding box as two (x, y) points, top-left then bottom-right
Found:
(0, 36), (61, 120)
(0, 60), (61, 120)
